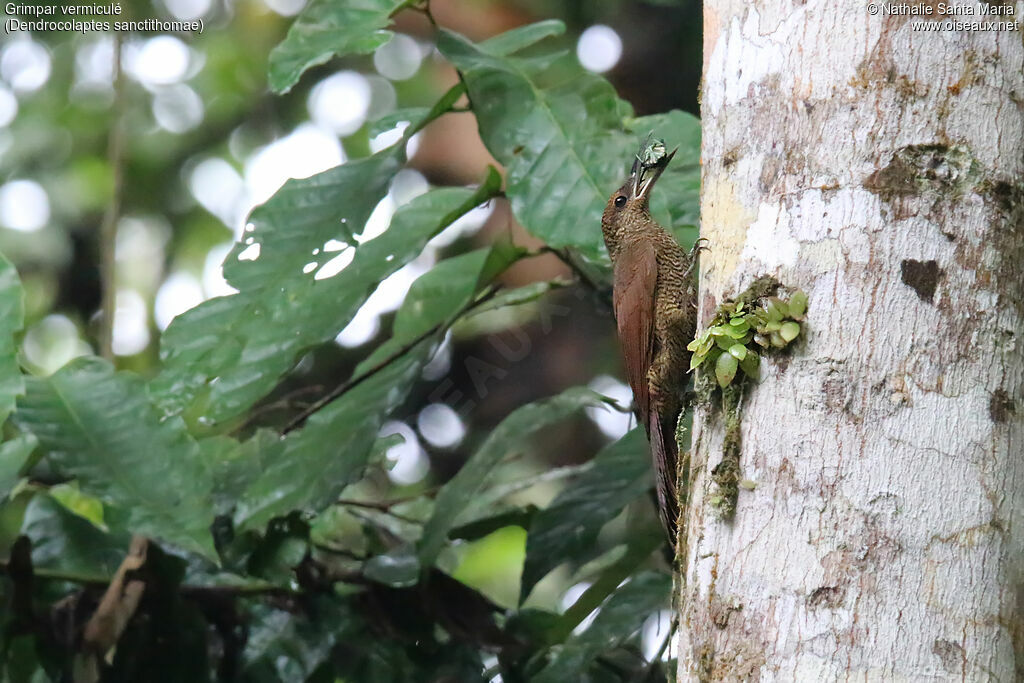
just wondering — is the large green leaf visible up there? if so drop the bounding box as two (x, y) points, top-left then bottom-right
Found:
(13, 358), (217, 560)
(438, 30), (702, 260)
(0, 434), (36, 501)
(534, 571), (670, 682)
(520, 427), (651, 602)
(417, 387), (612, 568)
(199, 433), (268, 516)
(477, 19), (566, 56)
(268, 0), (409, 94)
(0, 251), (24, 427)
(224, 150), (400, 292)
(240, 600), (352, 681)
(153, 170), (501, 426)
(629, 110), (701, 244)
(234, 247), (516, 533)
(549, 530), (662, 643)
(438, 29), (629, 261)
(21, 493), (130, 581)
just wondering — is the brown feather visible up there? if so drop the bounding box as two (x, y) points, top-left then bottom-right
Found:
(612, 240), (657, 427)
(649, 412), (679, 542)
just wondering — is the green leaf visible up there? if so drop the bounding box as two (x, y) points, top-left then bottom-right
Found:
(788, 290), (808, 318)
(780, 321), (801, 343)
(224, 152), (401, 293)
(234, 248), (511, 533)
(449, 505), (538, 542)
(268, 0), (408, 94)
(199, 433), (267, 516)
(241, 600), (352, 682)
(439, 30), (700, 260)
(247, 513), (310, 585)
(368, 107), (429, 138)
(478, 19), (566, 56)
(437, 31), (628, 261)
(535, 571), (670, 681)
(764, 298), (787, 322)
(49, 483), (104, 527)
(714, 333), (737, 351)
(548, 531), (662, 643)
(728, 344), (747, 361)
(418, 387), (611, 567)
(520, 428), (650, 602)
(153, 171), (501, 426)
(715, 352), (738, 388)
(13, 358), (217, 560)
(20, 491), (130, 581)
(738, 349), (760, 380)
(626, 110), (701, 241)
(0, 434), (36, 501)
(0, 250), (24, 427)
(21, 493), (130, 581)
(465, 280), (564, 318)
(363, 545), (420, 587)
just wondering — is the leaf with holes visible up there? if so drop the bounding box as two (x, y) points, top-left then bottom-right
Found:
(153, 170), (501, 427)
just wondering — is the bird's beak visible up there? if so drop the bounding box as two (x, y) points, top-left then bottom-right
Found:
(632, 148), (677, 202)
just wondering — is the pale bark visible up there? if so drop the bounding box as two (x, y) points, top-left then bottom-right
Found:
(680, 1), (1024, 680)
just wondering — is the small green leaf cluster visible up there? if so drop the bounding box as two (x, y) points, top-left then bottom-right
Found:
(688, 289), (808, 388)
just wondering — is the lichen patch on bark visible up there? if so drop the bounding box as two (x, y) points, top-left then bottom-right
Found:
(863, 143), (978, 203)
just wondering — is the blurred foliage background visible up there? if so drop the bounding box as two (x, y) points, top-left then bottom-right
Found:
(0, 0), (703, 680)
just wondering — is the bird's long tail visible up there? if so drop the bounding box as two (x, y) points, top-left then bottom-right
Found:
(649, 410), (679, 547)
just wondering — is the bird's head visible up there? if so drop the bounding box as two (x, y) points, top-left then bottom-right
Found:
(601, 144), (676, 252)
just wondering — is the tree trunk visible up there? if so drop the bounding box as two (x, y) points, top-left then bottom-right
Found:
(680, 2), (1024, 680)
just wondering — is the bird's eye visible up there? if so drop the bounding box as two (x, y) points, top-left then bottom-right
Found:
(614, 195), (627, 208)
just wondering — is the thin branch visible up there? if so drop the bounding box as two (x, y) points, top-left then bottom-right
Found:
(414, 0), (438, 29)
(98, 31), (126, 361)
(538, 246), (610, 302)
(638, 617), (676, 681)
(0, 558), (107, 586)
(282, 287), (498, 434)
(336, 498), (423, 524)
(0, 557), (358, 598)
(234, 385), (323, 434)
(80, 537), (147, 656)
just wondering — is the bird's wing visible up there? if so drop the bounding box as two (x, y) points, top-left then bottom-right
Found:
(612, 239), (657, 427)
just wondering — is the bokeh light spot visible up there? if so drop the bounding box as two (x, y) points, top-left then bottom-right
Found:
(127, 35), (190, 87)
(112, 290), (151, 356)
(308, 71), (371, 136)
(576, 25), (622, 73)
(0, 180), (50, 232)
(1, 38), (52, 92)
(0, 86), (18, 127)
(380, 421), (429, 485)
(585, 374), (634, 439)
(155, 271), (204, 329)
(417, 403), (466, 449)
(373, 34), (423, 81)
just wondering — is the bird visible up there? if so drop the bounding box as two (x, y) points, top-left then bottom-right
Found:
(600, 143), (701, 547)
